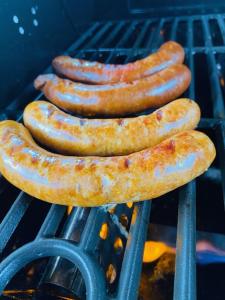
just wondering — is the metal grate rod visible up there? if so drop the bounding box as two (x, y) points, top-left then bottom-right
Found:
(216, 122), (225, 206)
(67, 22), (100, 54)
(83, 22), (112, 50)
(0, 192), (32, 253)
(116, 21), (138, 48)
(216, 16), (225, 46)
(202, 17), (225, 118)
(79, 207), (107, 252)
(173, 181), (196, 300)
(39, 207), (90, 299)
(35, 204), (67, 240)
(117, 201), (151, 300)
(100, 22), (125, 48)
(133, 20), (151, 48)
(187, 19), (195, 99)
(146, 19), (164, 49)
(170, 18), (179, 40)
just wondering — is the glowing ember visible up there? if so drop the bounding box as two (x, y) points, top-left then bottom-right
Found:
(126, 202), (133, 208)
(143, 241), (175, 263)
(106, 264), (117, 284)
(99, 222), (109, 240)
(67, 206), (73, 215)
(114, 237), (123, 253)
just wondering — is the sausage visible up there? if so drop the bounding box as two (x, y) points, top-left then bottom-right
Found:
(52, 41), (184, 84)
(23, 99), (200, 156)
(34, 64), (191, 116)
(0, 120), (215, 207)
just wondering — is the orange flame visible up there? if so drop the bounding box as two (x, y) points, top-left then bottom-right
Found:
(99, 223), (109, 240)
(143, 240), (225, 264)
(143, 241), (175, 263)
(67, 206), (73, 215)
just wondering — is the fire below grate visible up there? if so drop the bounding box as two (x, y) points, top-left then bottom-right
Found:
(0, 13), (225, 300)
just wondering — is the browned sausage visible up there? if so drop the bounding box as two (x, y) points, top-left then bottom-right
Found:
(52, 41), (184, 84)
(34, 64), (191, 116)
(23, 99), (200, 156)
(0, 120), (215, 207)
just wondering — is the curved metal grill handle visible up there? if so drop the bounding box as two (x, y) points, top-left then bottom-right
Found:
(0, 239), (106, 300)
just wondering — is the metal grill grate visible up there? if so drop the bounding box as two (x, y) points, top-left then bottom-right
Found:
(0, 13), (225, 300)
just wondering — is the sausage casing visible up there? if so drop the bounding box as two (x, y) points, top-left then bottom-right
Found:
(52, 41), (184, 84)
(23, 99), (200, 156)
(34, 64), (191, 116)
(0, 121), (215, 207)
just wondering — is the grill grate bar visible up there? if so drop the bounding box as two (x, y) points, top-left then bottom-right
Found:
(66, 22), (100, 54)
(79, 207), (107, 252)
(202, 167), (222, 183)
(123, 48), (146, 64)
(133, 20), (151, 48)
(39, 207), (90, 299)
(117, 201), (151, 300)
(198, 117), (223, 128)
(173, 182), (196, 300)
(216, 16), (225, 45)
(216, 123), (225, 206)
(104, 51), (117, 63)
(115, 21), (138, 48)
(0, 192), (32, 253)
(202, 17), (225, 118)
(144, 22), (159, 49)
(170, 18), (179, 40)
(61, 207), (90, 240)
(100, 22), (125, 48)
(64, 46), (225, 53)
(89, 51), (104, 61)
(81, 22), (112, 50)
(0, 239), (107, 300)
(35, 205), (67, 240)
(187, 20), (195, 99)
(146, 19), (164, 49)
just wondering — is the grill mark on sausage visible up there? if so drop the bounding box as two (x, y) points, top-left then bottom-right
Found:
(124, 158), (130, 168)
(156, 110), (163, 121)
(117, 119), (124, 126)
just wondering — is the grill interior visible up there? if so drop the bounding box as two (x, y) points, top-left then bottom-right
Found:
(0, 13), (225, 300)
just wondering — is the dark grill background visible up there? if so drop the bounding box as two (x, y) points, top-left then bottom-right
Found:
(0, 13), (224, 300)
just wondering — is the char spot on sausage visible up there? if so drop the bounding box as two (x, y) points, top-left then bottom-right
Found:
(167, 139), (176, 152)
(9, 146), (17, 156)
(31, 156), (39, 164)
(76, 160), (84, 171)
(56, 120), (62, 128)
(80, 119), (86, 126)
(47, 107), (55, 118)
(90, 162), (96, 170)
(156, 110), (163, 121)
(2, 130), (10, 143)
(124, 158), (130, 168)
(117, 119), (124, 126)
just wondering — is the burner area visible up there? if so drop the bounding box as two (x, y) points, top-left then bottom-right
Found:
(0, 12), (225, 300)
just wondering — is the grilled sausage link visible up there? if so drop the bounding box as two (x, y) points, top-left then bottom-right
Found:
(0, 121), (215, 207)
(34, 64), (191, 116)
(24, 99), (200, 156)
(52, 41), (185, 84)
